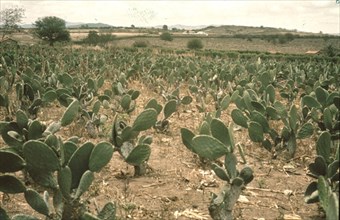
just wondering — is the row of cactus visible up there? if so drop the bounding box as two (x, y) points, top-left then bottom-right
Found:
(1, 43), (339, 219)
(301, 86), (339, 139)
(181, 117), (253, 219)
(0, 99), (80, 156)
(231, 88), (314, 158)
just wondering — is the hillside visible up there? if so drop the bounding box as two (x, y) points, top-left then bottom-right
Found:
(197, 25), (327, 37)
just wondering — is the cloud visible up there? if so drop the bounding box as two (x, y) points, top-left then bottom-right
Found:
(1, 0), (339, 33)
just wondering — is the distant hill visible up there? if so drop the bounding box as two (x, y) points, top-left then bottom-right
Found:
(67, 22), (112, 29)
(18, 21), (112, 29)
(154, 24), (208, 30)
(197, 25), (326, 36)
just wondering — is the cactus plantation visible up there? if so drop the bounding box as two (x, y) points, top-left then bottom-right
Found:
(0, 42), (339, 220)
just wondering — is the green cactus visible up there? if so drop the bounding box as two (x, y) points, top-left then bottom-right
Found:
(60, 99), (80, 127)
(145, 98), (162, 114)
(97, 202), (116, 220)
(250, 111), (269, 133)
(68, 142), (94, 189)
(302, 95), (322, 109)
(75, 170), (94, 199)
(316, 131), (331, 163)
(248, 121), (264, 143)
(81, 201), (116, 220)
(181, 95), (193, 105)
(210, 118), (231, 147)
(27, 120), (44, 140)
(296, 122), (314, 139)
(61, 141), (78, 166)
(23, 140), (60, 172)
(132, 108), (158, 132)
(0, 207), (10, 220)
(163, 99), (177, 120)
(0, 174), (26, 194)
(111, 110), (155, 176)
(211, 163), (230, 182)
(191, 135), (228, 160)
(42, 90), (57, 103)
(231, 109), (248, 128)
(1, 121), (24, 151)
(120, 94), (132, 112)
(199, 121), (211, 135)
(16, 109), (29, 130)
(305, 131), (339, 218)
(44, 121), (62, 135)
(224, 152), (238, 179)
(239, 166), (254, 184)
(24, 189), (50, 216)
(0, 150), (25, 172)
(89, 142), (114, 172)
(58, 166), (72, 200)
(59, 73), (74, 88)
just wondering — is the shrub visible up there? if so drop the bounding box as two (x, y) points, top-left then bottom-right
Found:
(322, 44), (337, 57)
(133, 40), (148, 48)
(187, 39), (203, 50)
(160, 32), (173, 41)
(82, 31), (115, 45)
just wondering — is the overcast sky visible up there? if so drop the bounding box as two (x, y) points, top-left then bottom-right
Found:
(1, 1), (339, 34)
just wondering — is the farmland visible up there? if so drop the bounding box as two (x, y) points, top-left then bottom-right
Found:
(0, 27), (339, 220)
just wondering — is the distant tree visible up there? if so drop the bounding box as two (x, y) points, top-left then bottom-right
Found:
(323, 44), (337, 57)
(131, 24), (135, 28)
(34, 16), (70, 46)
(187, 38), (203, 50)
(162, 24), (168, 30)
(160, 32), (173, 41)
(84, 30), (99, 45)
(133, 40), (148, 48)
(82, 30), (115, 45)
(80, 24), (89, 29)
(0, 7), (25, 39)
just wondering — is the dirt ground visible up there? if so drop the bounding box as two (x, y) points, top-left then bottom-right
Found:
(1, 80), (325, 220)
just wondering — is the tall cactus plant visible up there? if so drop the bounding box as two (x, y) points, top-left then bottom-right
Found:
(181, 118), (253, 219)
(304, 131), (339, 220)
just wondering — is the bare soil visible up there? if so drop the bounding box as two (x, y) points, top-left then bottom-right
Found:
(1, 80), (324, 220)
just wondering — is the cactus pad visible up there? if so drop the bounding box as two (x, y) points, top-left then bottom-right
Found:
(23, 140), (60, 172)
(125, 144), (151, 166)
(0, 175), (26, 194)
(89, 142), (114, 172)
(132, 109), (158, 131)
(191, 135), (228, 160)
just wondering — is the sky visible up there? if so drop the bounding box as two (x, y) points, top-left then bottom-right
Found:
(0, 0), (339, 34)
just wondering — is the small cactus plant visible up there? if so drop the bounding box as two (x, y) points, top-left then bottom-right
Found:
(111, 108), (157, 176)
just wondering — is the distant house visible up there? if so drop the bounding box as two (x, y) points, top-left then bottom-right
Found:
(195, 31), (208, 36)
(182, 30), (208, 36)
(305, 50), (320, 55)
